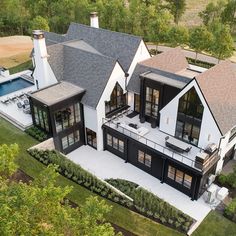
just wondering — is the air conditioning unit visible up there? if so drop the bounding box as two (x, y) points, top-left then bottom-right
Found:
(205, 184), (218, 203)
(208, 174), (216, 186)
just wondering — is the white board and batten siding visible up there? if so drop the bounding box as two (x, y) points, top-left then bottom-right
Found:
(159, 79), (222, 151)
(127, 41), (150, 110)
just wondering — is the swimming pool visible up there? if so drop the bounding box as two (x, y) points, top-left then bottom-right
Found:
(0, 77), (34, 96)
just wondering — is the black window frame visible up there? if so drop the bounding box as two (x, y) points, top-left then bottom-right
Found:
(105, 82), (126, 116)
(61, 129), (80, 151)
(106, 133), (124, 153)
(134, 93), (140, 113)
(145, 86), (160, 118)
(138, 150), (152, 168)
(167, 165), (192, 189)
(175, 87), (203, 146)
(54, 103), (81, 133)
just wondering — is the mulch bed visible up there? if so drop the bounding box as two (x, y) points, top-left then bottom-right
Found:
(9, 169), (33, 183)
(9, 169), (136, 236)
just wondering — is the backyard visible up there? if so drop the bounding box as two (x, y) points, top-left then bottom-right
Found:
(0, 117), (236, 235)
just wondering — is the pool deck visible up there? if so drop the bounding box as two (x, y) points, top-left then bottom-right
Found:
(0, 70), (35, 130)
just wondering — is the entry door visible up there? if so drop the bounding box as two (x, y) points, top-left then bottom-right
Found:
(86, 128), (97, 149)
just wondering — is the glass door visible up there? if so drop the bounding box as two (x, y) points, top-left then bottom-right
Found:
(86, 128), (97, 149)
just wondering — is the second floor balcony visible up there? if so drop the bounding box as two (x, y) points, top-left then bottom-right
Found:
(102, 110), (219, 174)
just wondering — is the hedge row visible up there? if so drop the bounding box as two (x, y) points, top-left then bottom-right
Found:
(28, 149), (133, 208)
(28, 149), (194, 233)
(225, 197), (236, 222)
(187, 57), (215, 69)
(106, 178), (194, 233)
(218, 167), (236, 189)
(25, 126), (48, 142)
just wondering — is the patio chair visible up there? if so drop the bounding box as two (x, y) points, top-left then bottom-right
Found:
(24, 99), (29, 105)
(17, 102), (23, 109)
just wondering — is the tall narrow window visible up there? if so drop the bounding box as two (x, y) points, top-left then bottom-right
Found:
(175, 87), (203, 145)
(145, 87), (159, 118)
(134, 94), (140, 113)
(105, 82), (126, 115)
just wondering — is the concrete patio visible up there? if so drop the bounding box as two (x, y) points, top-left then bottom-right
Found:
(67, 145), (212, 223)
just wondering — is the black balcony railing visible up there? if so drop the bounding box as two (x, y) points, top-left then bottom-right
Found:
(102, 113), (219, 172)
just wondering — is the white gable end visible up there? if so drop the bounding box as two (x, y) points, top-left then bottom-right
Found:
(159, 79), (222, 149)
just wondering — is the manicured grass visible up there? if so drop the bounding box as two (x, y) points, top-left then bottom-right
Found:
(0, 117), (182, 236)
(193, 211), (236, 236)
(9, 60), (33, 74)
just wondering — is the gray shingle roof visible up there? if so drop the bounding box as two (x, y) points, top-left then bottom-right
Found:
(47, 43), (118, 108)
(127, 63), (191, 94)
(196, 60), (236, 134)
(45, 22), (142, 72)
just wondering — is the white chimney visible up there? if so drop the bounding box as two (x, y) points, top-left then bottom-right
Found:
(90, 12), (99, 28)
(32, 30), (58, 90)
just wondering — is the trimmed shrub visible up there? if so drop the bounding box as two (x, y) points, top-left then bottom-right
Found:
(25, 126), (48, 142)
(28, 149), (133, 209)
(225, 197), (236, 222)
(106, 178), (194, 232)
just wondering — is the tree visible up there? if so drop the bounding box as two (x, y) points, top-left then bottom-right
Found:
(0, 164), (119, 235)
(165, 0), (186, 25)
(148, 10), (172, 51)
(199, 0), (226, 26)
(189, 26), (213, 60)
(210, 23), (234, 61)
(167, 25), (189, 47)
(0, 144), (18, 180)
(29, 16), (50, 34)
(221, 0), (236, 33)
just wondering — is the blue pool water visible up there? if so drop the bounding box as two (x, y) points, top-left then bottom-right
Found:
(0, 77), (34, 96)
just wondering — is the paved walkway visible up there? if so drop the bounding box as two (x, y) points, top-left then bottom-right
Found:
(221, 159), (236, 175)
(67, 145), (211, 223)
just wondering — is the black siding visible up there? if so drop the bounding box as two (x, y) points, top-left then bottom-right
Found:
(103, 126), (208, 200)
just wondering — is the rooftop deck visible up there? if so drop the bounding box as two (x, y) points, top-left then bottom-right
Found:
(103, 111), (219, 173)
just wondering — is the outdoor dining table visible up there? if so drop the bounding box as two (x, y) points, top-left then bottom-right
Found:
(165, 136), (192, 153)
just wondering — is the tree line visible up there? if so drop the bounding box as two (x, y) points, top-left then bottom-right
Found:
(0, 0), (235, 60)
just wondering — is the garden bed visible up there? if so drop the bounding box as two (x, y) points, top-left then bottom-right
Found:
(28, 149), (194, 233)
(106, 179), (194, 233)
(25, 126), (49, 142)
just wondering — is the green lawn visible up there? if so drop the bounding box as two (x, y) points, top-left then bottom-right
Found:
(9, 60), (33, 74)
(0, 117), (182, 236)
(193, 211), (236, 236)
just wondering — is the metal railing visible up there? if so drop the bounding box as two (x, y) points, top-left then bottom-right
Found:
(102, 113), (219, 172)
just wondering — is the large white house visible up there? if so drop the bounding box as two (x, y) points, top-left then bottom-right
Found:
(29, 14), (236, 200)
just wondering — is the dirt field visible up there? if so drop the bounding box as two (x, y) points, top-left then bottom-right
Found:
(0, 36), (33, 68)
(180, 0), (218, 27)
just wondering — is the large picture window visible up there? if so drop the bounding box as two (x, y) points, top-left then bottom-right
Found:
(167, 165), (192, 189)
(145, 87), (159, 118)
(138, 150), (152, 168)
(175, 87), (203, 145)
(54, 103), (81, 133)
(106, 134), (124, 153)
(105, 82), (126, 115)
(61, 130), (80, 151)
